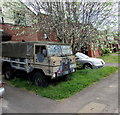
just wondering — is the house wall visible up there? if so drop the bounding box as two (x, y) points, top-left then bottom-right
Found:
(0, 23), (59, 42)
(0, 0), (16, 24)
(0, 24), (38, 41)
(88, 50), (100, 58)
(0, 0), (35, 26)
(87, 45), (100, 58)
(0, 0), (59, 42)
(36, 30), (59, 42)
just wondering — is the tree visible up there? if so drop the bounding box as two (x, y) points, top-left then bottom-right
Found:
(3, 0), (118, 53)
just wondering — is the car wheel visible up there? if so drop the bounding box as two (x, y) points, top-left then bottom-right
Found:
(83, 64), (92, 69)
(4, 66), (14, 80)
(33, 72), (48, 87)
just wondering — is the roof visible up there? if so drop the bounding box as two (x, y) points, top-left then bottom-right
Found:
(2, 41), (70, 45)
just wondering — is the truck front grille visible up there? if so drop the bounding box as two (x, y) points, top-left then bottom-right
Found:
(62, 58), (70, 71)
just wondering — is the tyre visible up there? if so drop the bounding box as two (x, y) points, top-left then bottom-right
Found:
(4, 66), (14, 80)
(83, 64), (92, 69)
(33, 72), (48, 87)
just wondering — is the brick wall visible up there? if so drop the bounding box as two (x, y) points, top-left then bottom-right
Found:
(0, 23), (59, 42)
(88, 50), (101, 58)
(87, 45), (101, 58)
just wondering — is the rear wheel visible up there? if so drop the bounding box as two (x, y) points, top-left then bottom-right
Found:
(4, 66), (14, 80)
(33, 72), (48, 87)
(83, 64), (92, 69)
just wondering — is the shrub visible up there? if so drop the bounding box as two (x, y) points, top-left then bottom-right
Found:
(101, 48), (110, 55)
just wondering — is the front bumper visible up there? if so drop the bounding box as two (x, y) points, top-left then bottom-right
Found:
(92, 64), (105, 69)
(52, 64), (76, 79)
(92, 60), (105, 69)
(0, 87), (5, 97)
(57, 68), (76, 77)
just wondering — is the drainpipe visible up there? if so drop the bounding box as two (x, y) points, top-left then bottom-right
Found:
(0, 29), (3, 74)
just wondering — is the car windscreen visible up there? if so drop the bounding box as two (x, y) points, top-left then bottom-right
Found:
(76, 53), (89, 59)
(61, 45), (72, 55)
(47, 45), (73, 56)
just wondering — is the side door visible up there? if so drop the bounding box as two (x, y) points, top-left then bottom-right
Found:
(34, 44), (50, 75)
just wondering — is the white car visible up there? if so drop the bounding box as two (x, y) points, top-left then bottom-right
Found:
(0, 81), (5, 97)
(75, 52), (105, 69)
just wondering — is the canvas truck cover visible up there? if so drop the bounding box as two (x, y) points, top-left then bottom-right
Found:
(2, 41), (70, 58)
(2, 42), (34, 58)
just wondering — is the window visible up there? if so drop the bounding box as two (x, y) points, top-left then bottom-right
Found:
(35, 45), (47, 62)
(14, 12), (26, 25)
(35, 45), (47, 57)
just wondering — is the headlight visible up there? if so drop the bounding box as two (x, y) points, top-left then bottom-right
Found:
(101, 60), (105, 64)
(93, 61), (101, 65)
(70, 64), (76, 68)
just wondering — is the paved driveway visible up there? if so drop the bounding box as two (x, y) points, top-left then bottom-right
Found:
(105, 63), (119, 67)
(2, 84), (58, 113)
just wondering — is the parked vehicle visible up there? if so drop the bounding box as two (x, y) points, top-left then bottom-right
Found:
(1, 41), (76, 87)
(75, 52), (105, 69)
(0, 81), (5, 97)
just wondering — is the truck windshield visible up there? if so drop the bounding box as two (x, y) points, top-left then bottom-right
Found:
(47, 45), (73, 56)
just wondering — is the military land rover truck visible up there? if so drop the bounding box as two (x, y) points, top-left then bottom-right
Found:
(1, 41), (76, 87)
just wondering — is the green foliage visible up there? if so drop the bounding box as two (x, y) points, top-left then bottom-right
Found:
(10, 67), (118, 100)
(33, 19), (39, 24)
(76, 62), (82, 69)
(101, 48), (111, 55)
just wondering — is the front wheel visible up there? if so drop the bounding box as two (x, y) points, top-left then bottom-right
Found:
(4, 66), (14, 80)
(83, 64), (92, 69)
(33, 72), (48, 87)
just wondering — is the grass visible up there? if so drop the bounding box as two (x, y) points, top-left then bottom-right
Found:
(10, 66), (118, 100)
(110, 52), (120, 54)
(100, 55), (120, 63)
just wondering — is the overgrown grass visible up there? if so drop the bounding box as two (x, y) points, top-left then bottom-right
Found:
(10, 66), (118, 100)
(100, 55), (120, 63)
